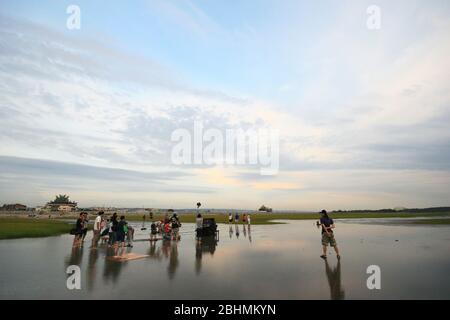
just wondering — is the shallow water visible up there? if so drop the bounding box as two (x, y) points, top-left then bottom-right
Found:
(0, 220), (449, 299)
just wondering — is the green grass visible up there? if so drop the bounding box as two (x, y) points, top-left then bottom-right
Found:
(410, 219), (450, 225)
(0, 218), (73, 240)
(126, 211), (450, 225)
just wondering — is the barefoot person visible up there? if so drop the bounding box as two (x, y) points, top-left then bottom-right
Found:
(72, 212), (85, 247)
(319, 210), (341, 259)
(91, 211), (104, 249)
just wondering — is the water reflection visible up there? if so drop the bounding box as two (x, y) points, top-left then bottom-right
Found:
(229, 225), (233, 238)
(65, 246), (83, 269)
(167, 241), (179, 280)
(235, 224), (240, 238)
(195, 236), (218, 275)
(103, 247), (126, 284)
(148, 241), (162, 261)
(87, 249), (99, 292)
(324, 259), (345, 300)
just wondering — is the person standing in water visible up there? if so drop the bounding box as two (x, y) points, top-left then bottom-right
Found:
(91, 211), (104, 249)
(319, 210), (341, 259)
(116, 216), (127, 249)
(73, 212), (85, 247)
(81, 212), (89, 242)
(150, 221), (157, 241)
(196, 213), (203, 242)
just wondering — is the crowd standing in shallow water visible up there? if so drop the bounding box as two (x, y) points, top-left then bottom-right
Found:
(71, 209), (340, 260)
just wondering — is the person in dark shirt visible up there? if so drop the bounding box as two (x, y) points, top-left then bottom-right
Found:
(116, 216), (127, 248)
(72, 212), (85, 247)
(150, 222), (157, 241)
(319, 210), (341, 259)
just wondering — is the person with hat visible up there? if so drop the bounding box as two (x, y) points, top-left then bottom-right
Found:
(319, 210), (341, 259)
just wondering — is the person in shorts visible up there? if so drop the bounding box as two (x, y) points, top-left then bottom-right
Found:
(319, 210), (341, 259)
(150, 221), (157, 241)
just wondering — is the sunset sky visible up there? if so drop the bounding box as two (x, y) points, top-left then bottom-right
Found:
(0, 0), (449, 210)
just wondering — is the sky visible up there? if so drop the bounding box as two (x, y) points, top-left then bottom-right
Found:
(0, 0), (449, 210)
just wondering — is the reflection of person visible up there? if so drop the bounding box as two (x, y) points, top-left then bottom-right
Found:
(248, 225), (252, 243)
(229, 225), (233, 238)
(243, 224), (247, 237)
(235, 224), (240, 238)
(87, 248), (99, 292)
(324, 259), (345, 300)
(195, 236), (218, 275)
(167, 241), (179, 280)
(319, 210), (341, 259)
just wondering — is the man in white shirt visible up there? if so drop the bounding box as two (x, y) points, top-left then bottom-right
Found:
(91, 211), (104, 249)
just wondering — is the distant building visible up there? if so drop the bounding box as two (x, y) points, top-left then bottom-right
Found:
(258, 205), (272, 212)
(44, 195), (77, 212)
(1, 204), (27, 211)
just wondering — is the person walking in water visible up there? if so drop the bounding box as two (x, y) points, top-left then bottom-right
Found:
(319, 210), (340, 259)
(91, 211), (104, 249)
(73, 212), (85, 247)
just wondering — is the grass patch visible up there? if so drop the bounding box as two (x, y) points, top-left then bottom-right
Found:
(0, 218), (73, 240)
(410, 219), (450, 225)
(126, 211), (450, 224)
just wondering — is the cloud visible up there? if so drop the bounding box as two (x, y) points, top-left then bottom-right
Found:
(1, 2), (450, 208)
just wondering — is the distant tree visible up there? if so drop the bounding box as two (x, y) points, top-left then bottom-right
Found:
(53, 194), (70, 203)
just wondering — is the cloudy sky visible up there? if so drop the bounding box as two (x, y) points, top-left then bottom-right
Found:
(0, 0), (449, 210)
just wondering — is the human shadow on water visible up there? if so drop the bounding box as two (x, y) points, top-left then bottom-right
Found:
(195, 236), (218, 275)
(323, 259), (345, 300)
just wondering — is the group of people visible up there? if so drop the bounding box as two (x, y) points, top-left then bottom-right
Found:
(228, 212), (251, 225)
(72, 211), (134, 249)
(72, 209), (340, 260)
(149, 213), (181, 241)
